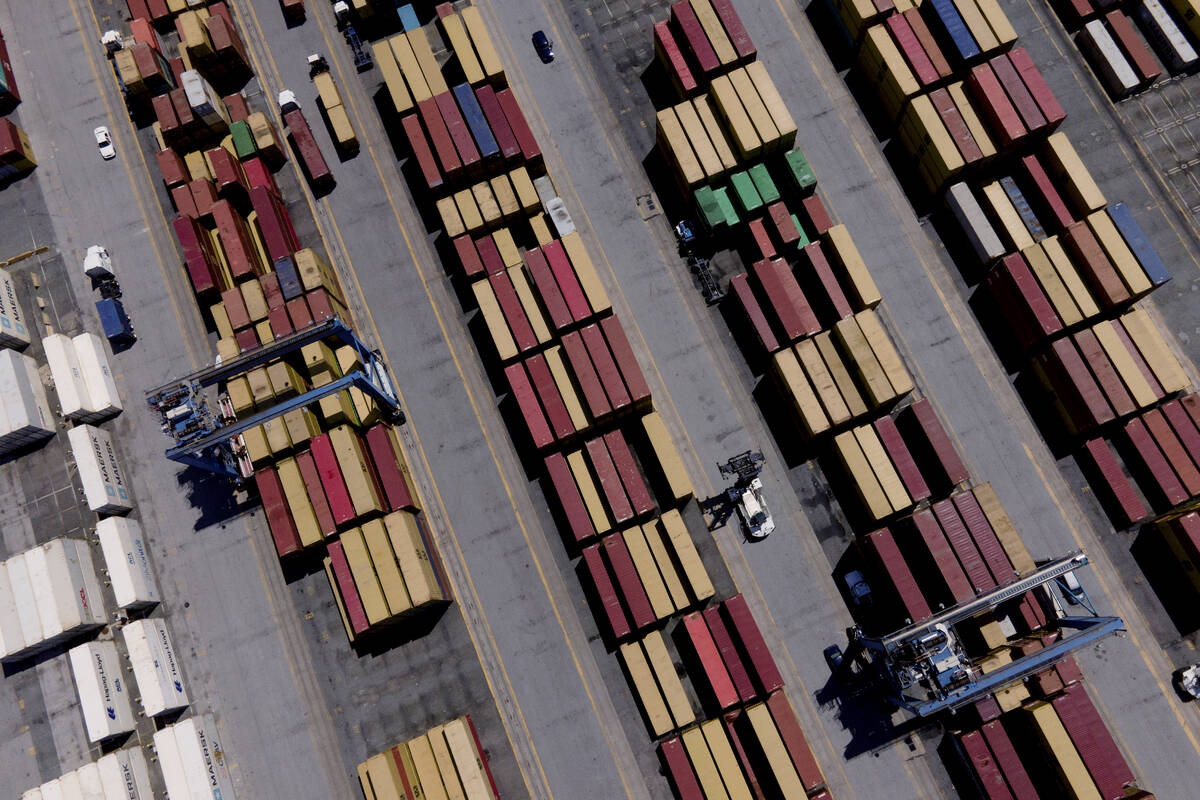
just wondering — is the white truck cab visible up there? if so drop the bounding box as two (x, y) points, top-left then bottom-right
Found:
(83, 245), (113, 280)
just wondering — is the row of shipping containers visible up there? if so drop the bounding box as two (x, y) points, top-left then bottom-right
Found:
(312, 68), (358, 155)
(22, 747), (155, 800)
(434, 164), (542, 234)
(357, 715), (500, 800)
(0, 24), (33, 181)
(655, 0), (757, 91)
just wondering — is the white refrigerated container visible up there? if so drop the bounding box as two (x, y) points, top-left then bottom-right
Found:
(76, 762), (106, 800)
(174, 715), (237, 800)
(68, 424), (134, 514)
(0, 349), (55, 452)
(73, 332), (122, 420)
(5, 554), (41, 654)
(68, 639), (137, 743)
(123, 618), (188, 716)
(97, 747), (155, 800)
(96, 517), (159, 611)
(0, 561), (26, 656)
(0, 266), (31, 349)
(43, 333), (91, 421)
(153, 725), (192, 800)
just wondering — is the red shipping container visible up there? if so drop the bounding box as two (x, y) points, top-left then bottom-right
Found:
(967, 63), (1026, 148)
(604, 430), (654, 516)
(496, 88), (541, 164)
(586, 437), (634, 523)
(748, 218), (777, 260)
(1143, 409), (1200, 495)
(929, 87), (984, 163)
(417, 98), (461, 175)
(873, 415), (930, 501)
(602, 533), (656, 629)
(654, 21), (698, 96)
(580, 323), (632, 411)
(959, 731), (1015, 800)
(904, 8), (953, 79)
(955, 491), (1043, 630)
(212, 199), (263, 278)
(561, 331), (611, 419)
(236, 327), (259, 354)
(670, 1), (719, 75)
(1163, 399), (1200, 469)
(255, 467), (302, 558)
(167, 57), (186, 89)
(268, 306), (293, 339)
(1056, 654), (1084, 686)
(1083, 437), (1148, 527)
(241, 157), (280, 197)
(862, 528), (932, 624)
(131, 44), (166, 91)
(221, 287), (251, 330)
(169, 88), (195, 128)
(171, 185), (199, 220)
(600, 316), (651, 407)
(209, 146), (248, 197)
(1007, 47), (1066, 129)
(974, 694), (1003, 723)
(1076, 329), (1135, 416)
(583, 544), (631, 638)
(157, 148), (188, 188)
(988, 54), (1046, 133)
(147, 0), (170, 22)
(987, 253), (1062, 348)
(751, 259), (816, 342)
(523, 247), (572, 330)
(702, 606), (756, 703)
(310, 433), (356, 525)
(526, 353), (575, 440)
(261, 272), (284, 310)
(766, 691), (825, 795)
(173, 215), (220, 296)
(768, 202), (801, 245)
(435, 91), (481, 168)
(223, 91), (250, 123)
(189, 178), (218, 218)
(1112, 320), (1164, 398)
(250, 186), (294, 263)
(800, 194), (833, 236)
(544, 452), (595, 543)
(660, 738), (704, 800)
(801, 242), (854, 320)
(454, 235), (484, 278)
(489, 270), (538, 352)
(1106, 11), (1161, 84)
(731, 272), (779, 354)
(365, 424), (419, 512)
(307, 288), (345, 325)
(888, 14), (940, 87)
(328, 540), (371, 635)
(933, 499), (994, 592)
(1044, 338), (1114, 430)
(710, 0), (757, 60)
(474, 85), (520, 161)
(282, 107), (332, 186)
(152, 93), (179, 137)
(901, 399), (971, 487)
(401, 113), (444, 191)
(127, 0), (151, 19)
(721, 594), (785, 695)
(1020, 153), (1073, 231)
(911, 509), (975, 604)
(1065, 221), (1130, 309)
(721, 712), (766, 799)
(475, 235), (505, 276)
(287, 296), (314, 330)
(1052, 685), (1135, 799)
(980, 720), (1039, 800)
(296, 450), (337, 536)
(543, 240), (591, 321)
(504, 363), (554, 449)
(683, 611), (740, 709)
(1125, 417), (1189, 505)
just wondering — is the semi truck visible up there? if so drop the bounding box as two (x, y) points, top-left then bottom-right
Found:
(279, 89), (333, 189)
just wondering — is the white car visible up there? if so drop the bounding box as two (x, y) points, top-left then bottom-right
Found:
(94, 126), (115, 160)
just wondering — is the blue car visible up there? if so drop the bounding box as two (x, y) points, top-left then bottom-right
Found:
(533, 30), (554, 63)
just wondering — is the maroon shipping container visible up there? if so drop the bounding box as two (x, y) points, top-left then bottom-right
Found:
(748, 218), (777, 260)
(988, 54), (1046, 133)
(768, 202), (801, 245)
(721, 712), (767, 800)
(1020, 153), (1074, 231)
(1064, 221), (1130, 308)
(600, 316), (651, 407)
(1163, 399), (1200, 469)
(260, 272), (284, 310)
(526, 353), (575, 440)
(710, 0), (756, 60)
(295, 449), (337, 536)
(287, 296), (313, 330)
(702, 606), (756, 703)
(212, 199), (263, 278)
(152, 94), (179, 135)
(862, 528), (933, 624)
(904, 8), (953, 79)
(504, 362), (554, 450)
(223, 92), (250, 123)
(171, 185), (199, 220)
(801, 242), (854, 320)
(364, 424), (419, 512)
(434, 91), (481, 168)
(454, 236), (484, 279)
(169, 88), (195, 129)
(1144, 408), (1200, 495)
(910, 509), (975, 604)
(683, 611), (740, 709)
(250, 186), (294, 264)
(495, 88), (541, 165)
(731, 273), (780, 354)
(474, 85), (520, 160)
(310, 433), (357, 525)
(1043, 338), (1115, 430)
(255, 467), (302, 558)
(220, 287), (251, 330)
(654, 21), (699, 96)
(1076, 329), (1136, 416)
(307, 288), (345, 326)
(1183, 393), (1200, 430)
(580, 323), (632, 411)
(562, 331), (612, 419)
(603, 533), (656, 629)
(888, 13), (940, 86)
(1165, 513), (1200, 568)
(1125, 417), (1189, 505)
(986, 253), (1062, 349)
(475, 235), (505, 276)
(900, 399), (971, 487)
(127, 0), (151, 19)
(670, 0), (720, 75)
(157, 148), (188, 188)
(1052, 685), (1135, 799)
(1106, 11), (1161, 84)
(931, 87), (984, 163)
(268, 306), (293, 339)
(800, 194), (833, 236)
(967, 63), (1026, 148)
(974, 694), (1003, 724)
(604, 430), (654, 517)
(189, 179), (218, 219)
(241, 157), (280, 198)
(417, 98), (461, 175)
(721, 594), (785, 695)
(282, 106), (332, 187)
(1007, 48), (1066, 129)
(1083, 437), (1149, 527)
(959, 731), (1014, 800)
(328, 539), (370, 635)
(234, 329), (259, 353)
(147, 0), (170, 22)
(401, 114), (444, 191)
(752, 258), (819, 341)
(209, 146), (248, 200)
(979, 720), (1039, 800)
(489, 270), (538, 352)
(955, 491), (1043, 629)
(523, 247), (573, 330)
(544, 452), (595, 543)
(660, 737), (704, 800)
(1028, 667), (1063, 697)
(873, 415), (931, 501)
(932, 499), (994, 592)
(543, 240), (591, 321)
(764, 691), (825, 795)
(174, 216), (221, 295)
(583, 544), (631, 638)
(586, 437), (634, 523)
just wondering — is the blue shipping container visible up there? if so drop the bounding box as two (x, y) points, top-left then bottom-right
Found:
(397, 4), (421, 32)
(274, 255), (304, 300)
(1107, 202), (1171, 287)
(929, 0), (981, 63)
(453, 83), (499, 159)
(1000, 176), (1046, 242)
(96, 298), (134, 343)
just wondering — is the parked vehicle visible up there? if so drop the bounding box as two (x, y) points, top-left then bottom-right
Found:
(532, 30), (554, 62)
(279, 89), (333, 187)
(93, 126), (115, 159)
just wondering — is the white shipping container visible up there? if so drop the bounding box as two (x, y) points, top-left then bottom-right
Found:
(43, 334), (91, 421)
(77, 762), (106, 800)
(69, 639), (137, 742)
(123, 618), (188, 716)
(1138, 0), (1199, 72)
(73, 333), (123, 419)
(36, 782), (60, 800)
(53, 774), (78, 800)
(24, 542), (72, 644)
(98, 748), (156, 800)
(21, 788), (42, 800)
(153, 726), (192, 800)
(0, 562), (26, 657)
(179, 714), (237, 800)
(69, 424), (134, 515)
(945, 183), (1006, 264)
(0, 349), (55, 451)
(5, 554), (42, 654)
(23, 540), (106, 650)
(67, 538), (109, 629)
(181, 70), (228, 126)
(97, 517), (159, 611)
(1080, 20), (1140, 96)
(0, 266), (31, 349)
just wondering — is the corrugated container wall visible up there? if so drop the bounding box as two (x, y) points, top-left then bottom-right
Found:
(68, 639), (137, 742)
(96, 517), (159, 611)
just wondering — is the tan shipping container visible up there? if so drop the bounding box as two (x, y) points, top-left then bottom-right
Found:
(371, 41), (413, 114)
(643, 630), (696, 728)
(947, 82), (997, 158)
(675, 99), (724, 180)
(508, 266), (552, 344)
(264, 416), (292, 455)
(1022, 241), (1082, 326)
(745, 702), (805, 798)
(296, 248), (344, 303)
(471, 280), (519, 362)
(1026, 701), (1103, 800)
(815, 331), (868, 418)
(982, 181), (1035, 252)
(442, 719), (497, 800)
(426, 725), (469, 800)
(1087, 210), (1151, 297)
(454, 188), (484, 233)
(510, 166), (540, 212)
(243, 424), (271, 464)
(440, 13), (485, 86)
(690, 0), (739, 65)
(473, 181), (502, 226)
(974, 483), (1036, 573)
(681, 726), (731, 800)
(491, 176), (520, 219)
(701, 720), (754, 800)
(773, 347), (829, 438)
(406, 28), (450, 96)
(620, 640), (674, 736)
(385, 511), (446, 605)
(1120, 308), (1189, 394)
(492, 228), (522, 268)
(1043, 235), (1100, 319)
(405, 734), (453, 800)
(267, 360), (304, 398)
(833, 315), (894, 406)
(745, 62), (797, 148)
(728, 67), (780, 152)
(362, 752), (403, 800)
(1092, 320), (1157, 408)
(710, 74), (760, 160)
(560, 232), (612, 315)
(389, 34), (432, 104)
(659, 509), (715, 601)
(643, 521), (689, 609)
(529, 212), (554, 246)
(436, 196), (466, 239)
(795, 339), (851, 426)
(855, 309), (914, 397)
(1043, 133), (1106, 215)
(282, 407), (321, 446)
(568, 449), (612, 534)
(247, 367), (275, 404)
(643, 411), (695, 502)
(624, 525), (675, 618)
(853, 424), (911, 513)
(363, 518), (412, 616)
(279, 457), (322, 547)
(544, 346), (589, 431)
(833, 429), (892, 520)
(226, 376), (254, 417)
(955, 0), (1000, 52)
(694, 95), (738, 171)
(330, 424), (385, 517)
(341, 527), (390, 625)
(461, 6), (505, 82)
(975, 0), (1018, 44)
(657, 107), (705, 187)
(211, 302), (235, 340)
(313, 71), (343, 110)
(824, 224), (882, 309)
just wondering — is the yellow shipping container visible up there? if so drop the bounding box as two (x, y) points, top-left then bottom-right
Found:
(313, 71), (343, 110)
(384, 511), (446, 606)
(247, 367), (275, 404)
(493, 228), (522, 268)
(948, 82), (997, 159)
(643, 411), (694, 502)
(691, 0), (738, 65)
(184, 150), (211, 181)
(694, 95), (738, 172)
(472, 181), (502, 226)
(860, 25), (920, 121)
(327, 105), (359, 152)
(643, 522), (689, 610)
(675, 99), (724, 180)
(642, 630), (696, 728)
(255, 320), (274, 346)
(1043, 133), (1106, 214)
(437, 196), (466, 238)
(1092, 320), (1157, 408)
(544, 346), (589, 431)
(363, 518), (412, 616)
(389, 33), (431, 104)
(278, 457), (322, 547)
(296, 248), (344, 303)
(1087, 210), (1151, 297)
(454, 188), (484, 233)
(331, 424), (384, 517)
(982, 181), (1035, 251)
(824, 224), (882, 309)
(263, 417), (292, 455)
(302, 341), (340, 375)
(954, 0), (1000, 53)
(701, 720), (753, 800)
(282, 407), (322, 446)
(371, 41), (413, 114)
(620, 640), (674, 736)
(834, 315), (894, 407)
(211, 302), (234, 340)
(815, 331), (868, 418)
(1026, 702), (1103, 800)
(341, 527), (390, 625)
(1022, 242), (1082, 326)
(624, 525), (674, 618)
(267, 360), (304, 399)
(974, 483), (1036, 573)
(710, 74), (760, 160)
(242, 425), (271, 464)
(490, 176), (520, 219)
(745, 62), (797, 149)
(427, 725), (469, 800)
(833, 430), (892, 520)
(241, 279), (269, 321)
(853, 424), (910, 513)
(510, 166), (540, 211)
(568, 449), (612, 534)
(405, 735), (453, 800)
(1120, 307), (1189, 394)
(471, 280), (518, 361)
(659, 509), (714, 602)
(439, 13), (485, 86)
(855, 309), (914, 397)
(406, 28), (450, 96)
(529, 212), (554, 246)
(773, 347), (829, 438)
(657, 107), (705, 187)
(975, 0), (1018, 45)
(226, 376), (254, 418)
(1043, 235), (1101, 320)
(681, 727), (730, 800)
(560, 232), (612, 315)
(728, 67), (779, 152)
(508, 266), (551, 344)
(461, 5), (505, 82)
(796, 339), (851, 426)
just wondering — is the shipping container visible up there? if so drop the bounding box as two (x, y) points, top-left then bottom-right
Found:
(863, 528), (932, 624)
(702, 605), (756, 702)
(1080, 20), (1140, 97)
(680, 726), (730, 800)
(96, 517), (159, 611)
(1026, 701), (1104, 800)
(475, 85), (520, 161)
(122, 618), (189, 716)
(0, 267), (30, 349)
(720, 594), (784, 696)
(752, 258), (820, 341)
(496, 88), (541, 165)
(926, 0), (982, 62)
(67, 424), (133, 514)
(643, 411), (695, 502)
(545, 452), (595, 542)
(460, 5), (504, 82)
(658, 510), (714, 602)
(176, 715), (238, 800)
(68, 639), (137, 742)
(741, 702), (807, 798)
(1138, 0), (1198, 72)
(97, 748), (155, 800)
(1106, 202), (1170, 286)
(621, 639), (674, 735)
(385, 511), (447, 607)
(1044, 132), (1106, 215)
(1107, 10), (1162, 85)
(583, 543), (630, 638)
(775, 347), (829, 437)
(945, 182), (1005, 264)
(440, 12), (485, 86)
(43, 333), (91, 422)
(153, 724), (192, 800)
(604, 532), (656, 629)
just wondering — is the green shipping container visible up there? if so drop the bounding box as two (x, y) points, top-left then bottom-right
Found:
(748, 164), (780, 205)
(791, 213), (810, 247)
(730, 171), (762, 214)
(714, 187), (740, 227)
(784, 149), (816, 195)
(230, 120), (257, 160)
(695, 186), (725, 230)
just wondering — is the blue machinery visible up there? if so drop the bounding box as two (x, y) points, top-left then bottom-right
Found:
(848, 552), (1123, 717)
(146, 319), (402, 479)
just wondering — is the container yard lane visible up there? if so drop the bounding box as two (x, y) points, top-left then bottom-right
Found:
(480, 0), (1200, 797)
(227, 1), (653, 798)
